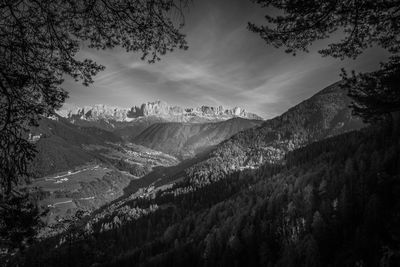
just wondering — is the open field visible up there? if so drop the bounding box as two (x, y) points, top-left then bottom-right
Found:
(31, 164), (111, 192)
(28, 143), (181, 227)
(28, 164), (127, 224)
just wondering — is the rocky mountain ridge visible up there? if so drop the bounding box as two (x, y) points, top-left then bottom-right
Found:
(57, 101), (263, 123)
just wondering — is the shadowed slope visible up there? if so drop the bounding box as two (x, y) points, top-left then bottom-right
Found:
(29, 116), (122, 177)
(133, 118), (264, 159)
(182, 82), (365, 186)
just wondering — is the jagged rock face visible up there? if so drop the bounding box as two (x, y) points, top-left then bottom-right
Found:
(58, 101), (263, 123)
(127, 101), (183, 118)
(60, 104), (132, 122)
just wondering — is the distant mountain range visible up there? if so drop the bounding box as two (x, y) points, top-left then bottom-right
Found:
(28, 101), (264, 178)
(57, 101), (263, 124)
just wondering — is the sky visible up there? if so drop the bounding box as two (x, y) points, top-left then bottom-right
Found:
(63, 0), (388, 119)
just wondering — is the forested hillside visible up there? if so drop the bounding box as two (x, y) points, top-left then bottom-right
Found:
(17, 121), (400, 267)
(177, 82), (364, 188)
(133, 118), (263, 159)
(28, 116), (122, 177)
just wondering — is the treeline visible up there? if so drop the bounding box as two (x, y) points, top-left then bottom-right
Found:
(14, 124), (400, 267)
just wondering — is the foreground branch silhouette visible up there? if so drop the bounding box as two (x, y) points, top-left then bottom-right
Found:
(0, 0), (188, 251)
(249, 0), (400, 123)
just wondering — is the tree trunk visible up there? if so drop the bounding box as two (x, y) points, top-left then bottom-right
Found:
(391, 110), (400, 135)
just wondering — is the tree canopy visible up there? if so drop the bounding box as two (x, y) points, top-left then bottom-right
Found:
(0, 0), (188, 195)
(344, 56), (400, 122)
(0, 0), (188, 251)
(249, 0), (400, 122)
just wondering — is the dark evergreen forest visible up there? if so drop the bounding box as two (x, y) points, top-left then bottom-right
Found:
(15, 122), (400, 267)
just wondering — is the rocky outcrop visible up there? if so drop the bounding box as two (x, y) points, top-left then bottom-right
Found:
(59, 104), (132, 122)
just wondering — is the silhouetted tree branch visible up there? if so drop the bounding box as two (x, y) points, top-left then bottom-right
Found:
(343, 56), (400, 123)
(0, 0), (188, 252)
(249, 0), (399, 123)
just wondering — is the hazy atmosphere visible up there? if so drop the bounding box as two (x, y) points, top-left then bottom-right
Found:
(65, 0), (387, 118)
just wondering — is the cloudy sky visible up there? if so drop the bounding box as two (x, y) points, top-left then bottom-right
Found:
(64, 0), (387, 119)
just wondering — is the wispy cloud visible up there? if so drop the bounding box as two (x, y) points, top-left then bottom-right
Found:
(64, 0), (388, 118)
